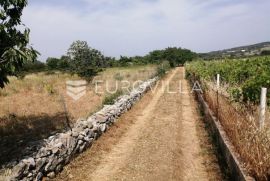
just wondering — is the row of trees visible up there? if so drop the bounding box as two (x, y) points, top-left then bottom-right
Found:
(21, 43), (197, 79)
(103, 47), (197, 67)
(0, 0), (197, 87)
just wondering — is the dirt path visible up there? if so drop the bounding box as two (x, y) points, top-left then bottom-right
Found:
(55, 67), (223, 181)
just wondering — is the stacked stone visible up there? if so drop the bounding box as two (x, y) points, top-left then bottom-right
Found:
(9, 77), (158, 181)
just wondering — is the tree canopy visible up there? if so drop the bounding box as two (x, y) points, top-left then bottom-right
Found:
(67, 40), (104, 79)
(147, 47), (197, 67)
(0, 0), (39, 88)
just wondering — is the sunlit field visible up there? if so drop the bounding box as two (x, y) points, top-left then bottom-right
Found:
(0, 65), (156, 166)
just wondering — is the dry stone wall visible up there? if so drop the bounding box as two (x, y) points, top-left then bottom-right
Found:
(7, 77), (158, 181)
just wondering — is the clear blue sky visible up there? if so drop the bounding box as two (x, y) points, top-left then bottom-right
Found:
(23, 0), (270, 61)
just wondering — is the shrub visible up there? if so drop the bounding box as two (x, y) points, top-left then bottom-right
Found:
(102, 90), (123, 105)
(155, 61), (171, 77)
(46, 57), (60, 70)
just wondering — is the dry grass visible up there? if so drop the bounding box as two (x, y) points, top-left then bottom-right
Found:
(0, 65), (156, 166)
(196, 107), (227, 180)
(53, 81), (155, 181)
(54, 67), (224, 181)
(204, 87), (270, 180)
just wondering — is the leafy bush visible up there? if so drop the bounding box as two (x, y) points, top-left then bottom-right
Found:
(102, 90), (123, 105)
(118, 56), (132, 67)
(22, 61), (46, 72)
(57, 56), (70, 70)
(46, 57), (60, 70)
(16, 61), (46, 78)
(155, 61), (171, 77)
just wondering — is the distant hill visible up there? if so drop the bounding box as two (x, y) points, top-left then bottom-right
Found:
(200, 42), (270, 59)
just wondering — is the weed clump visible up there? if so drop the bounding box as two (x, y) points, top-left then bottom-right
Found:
(155, 61), (171, 77)
(102, 90), (123, 105)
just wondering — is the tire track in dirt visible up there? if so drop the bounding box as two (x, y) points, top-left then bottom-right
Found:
(83, 68), (178, 181)
(54, 67), (223, 181)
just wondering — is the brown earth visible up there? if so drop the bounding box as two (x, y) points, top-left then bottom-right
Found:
(54, 67), (224, 181)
